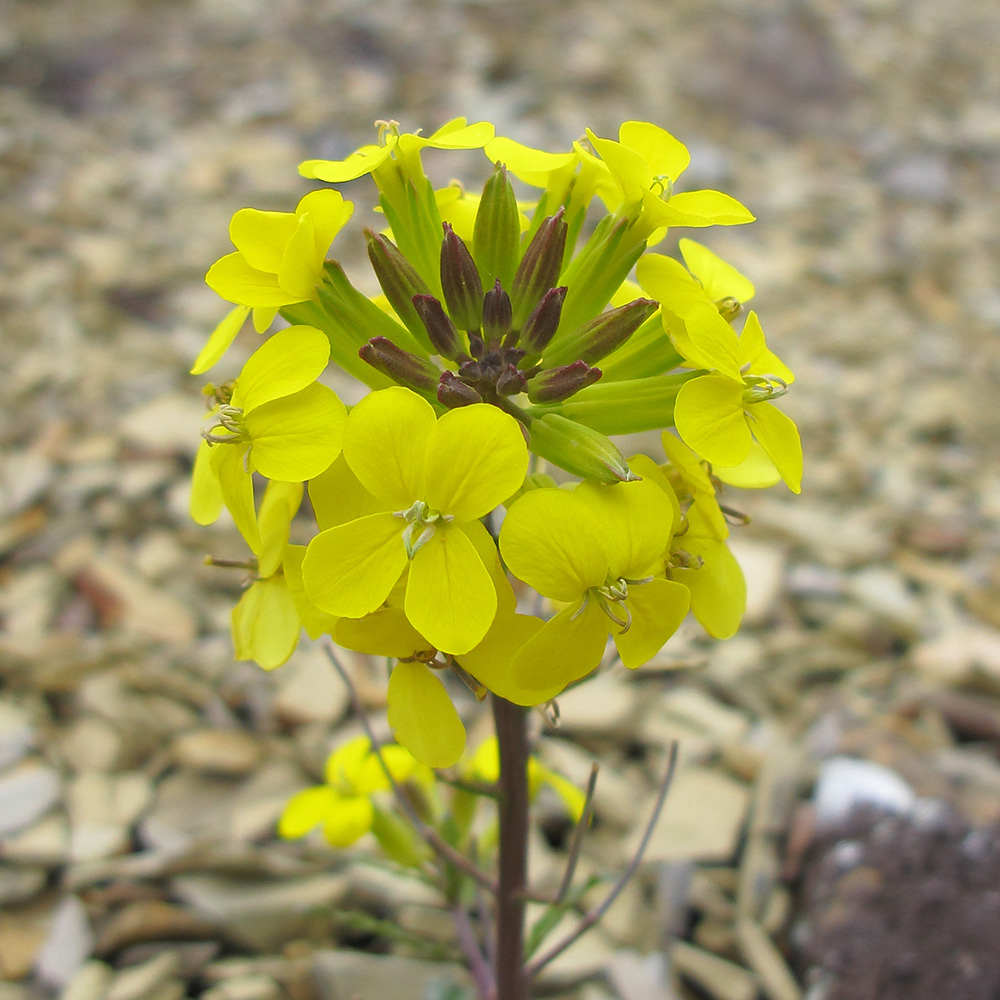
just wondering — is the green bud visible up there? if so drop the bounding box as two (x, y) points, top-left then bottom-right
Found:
(529, 372), (696, 435)
(528, 412), (637, 484)
(440, 223), (484, 331)
(412, 294), (465, 360)
(473, 164), (520, 293)
(509, 210), (567, 330)
(544, 298), (658, 368)
(359, 336), (440, 397)
(365, 229), (435, 352)
(527, 360), (601, 403)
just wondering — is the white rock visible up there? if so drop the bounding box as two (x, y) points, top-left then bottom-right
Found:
(34, 895), (95, 988)
(0, 702), (34, 771)
(0, 761), (61, 837)
(813, 756), (916, 827)
(729, 539), (786, 627)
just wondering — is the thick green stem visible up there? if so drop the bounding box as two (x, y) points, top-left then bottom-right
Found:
(492, 695), (531, 1000)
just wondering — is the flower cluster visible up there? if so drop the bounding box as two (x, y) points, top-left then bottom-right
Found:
(193, 118), (801, 767)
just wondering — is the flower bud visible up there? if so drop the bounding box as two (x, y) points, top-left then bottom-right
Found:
(545, 298), (658, 368)
(482, 279), (513, 344)
(437, 370), (483, 408)
(509, 210), (568, 330)
(473, 164), (520, 293)
(365, 230), (435, 352)
(527, 361), (602, 403)
(495, 364), (528, 397)
(412, 294), (465, 360)
(359, 337), (440, 395)
(520, 286), (567, 358)
(440, 223), (484, 331)
(528, 413), (637, 484)
(715, 296), (741, 322)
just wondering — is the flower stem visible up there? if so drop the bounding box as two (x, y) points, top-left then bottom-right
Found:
(492, 695), (531, 1000)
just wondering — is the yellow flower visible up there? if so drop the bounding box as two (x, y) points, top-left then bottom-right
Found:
(198, 189), (353, 370)
(302, 387), (528, 655)
(279, 735), (430, 849)
(500, 476), (690, 693)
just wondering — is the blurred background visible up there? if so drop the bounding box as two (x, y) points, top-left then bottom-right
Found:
(2, 0), (1000, 998)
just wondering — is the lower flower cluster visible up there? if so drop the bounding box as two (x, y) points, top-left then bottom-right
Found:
(190, 117), (801, 767)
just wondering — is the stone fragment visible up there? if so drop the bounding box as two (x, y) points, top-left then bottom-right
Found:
(0, 702), (35, 771)
(728, 539), (786, 627)
(551, 671), (639, 735)
(605, 950), (677, 1000)
(632, 766), (750, 863)
(0, 813), (70, 866)
(34, 894), (95, 988)
(671, 940), (757, 1000)
(0, 864), (47, 905)
(120, 395), (206, 454)
(95, 900), (216, 956)
(735, 919), (801, 1000)
(58, 960), (115, 1000)
(200, 974), (282, 1000)
(0, 761), (61, 837)
(0, 893), (54, 980)
(171, 729), (263, 776)
(105, 950), (181, 1000)
(311, 949), (472, 1000)
(273, 648), (349, 724)
(813, 757), (916, 827)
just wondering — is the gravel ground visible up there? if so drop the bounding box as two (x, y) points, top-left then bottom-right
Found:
(2, 1), (1000, 998)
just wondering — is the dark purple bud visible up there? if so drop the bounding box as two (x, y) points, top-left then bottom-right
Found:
(473, 164), (520, 293)
(527, 361), (602, 403)
(438, 371), (483, 408)
(495, 365), (528, 397)
(440, 223), (484, 331)
(482, 279), (513, 345)
(359, 337), (439, 393)
(365, 230), (435, 352)
(412, 294), (464, 360)
(509, 210), (567, 330)
(520, 286), (567, 358)
(548, 298), (659, 367)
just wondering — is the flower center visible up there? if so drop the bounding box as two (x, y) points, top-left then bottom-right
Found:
(740, 370), (788, 404)
(202, 403), (248, 445)
(393, 500), (454, 558)
(650, 174), (674, 200)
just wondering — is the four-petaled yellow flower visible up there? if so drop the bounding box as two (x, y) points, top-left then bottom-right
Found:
(279, 735), (431, 849)
(500, 472), (690, 694)
(195, 189), (353, 374)
(302, 387), (528, 656)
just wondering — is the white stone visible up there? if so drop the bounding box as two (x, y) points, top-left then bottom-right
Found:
(34, 895), (95, 989)
(0, 761), (61, 837)
(813, 756), (916, 827)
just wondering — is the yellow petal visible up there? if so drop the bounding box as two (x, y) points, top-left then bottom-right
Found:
(191, 305), (250, 375)
(283, 544), (339, 639)
(612, 579), (690, 669)
(511, 599), (608, 693)
(405, 526), (497, 655)
(209, 442), (259, 552)
(334, 606), (429, 659)
(299, 141), (396, 182)
(387, 662), (466, 768)
(257, 481), (302, 576)
(303, 511), (407, 619)
(459, 612), (560, 707)
(231, 576), (300, 669)
(674, 375), (752, 467)
(229, 208), (297, 272)
(296, 189), (353, 261)
(575, 477), (675, 581)
(678, 239), (754, 304)
(500, 488), (607, 601)
(277, 214), (323, 301)
(663, 190), (755, 226)
(745, 402), (803, 494)
(308, 454), (382, 531)
(190, 439), (224, 525)
(619, 120), (690, 182)
(278, 786), (337, 839)
(672, 534), (745, 639)
(738, 312), (794, 385)
(344, 387), (436, 508)
(322, 795), (375, 847)
(231, 325), (330, 414)
(205, 252), (298, 308)
(462, 519), (516, 618)
(712, 441), (781, 489)
(424, 404), (528, 521)
(245, 383), (346, 481)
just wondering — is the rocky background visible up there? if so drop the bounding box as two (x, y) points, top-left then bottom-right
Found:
(2, 0), (1000, 998)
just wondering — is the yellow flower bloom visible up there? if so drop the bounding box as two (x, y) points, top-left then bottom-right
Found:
(500, 476), (690, 693)
(302, 387), (528, 656)
(279, 735), (430, 848)
(200, 189), (353, 365)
